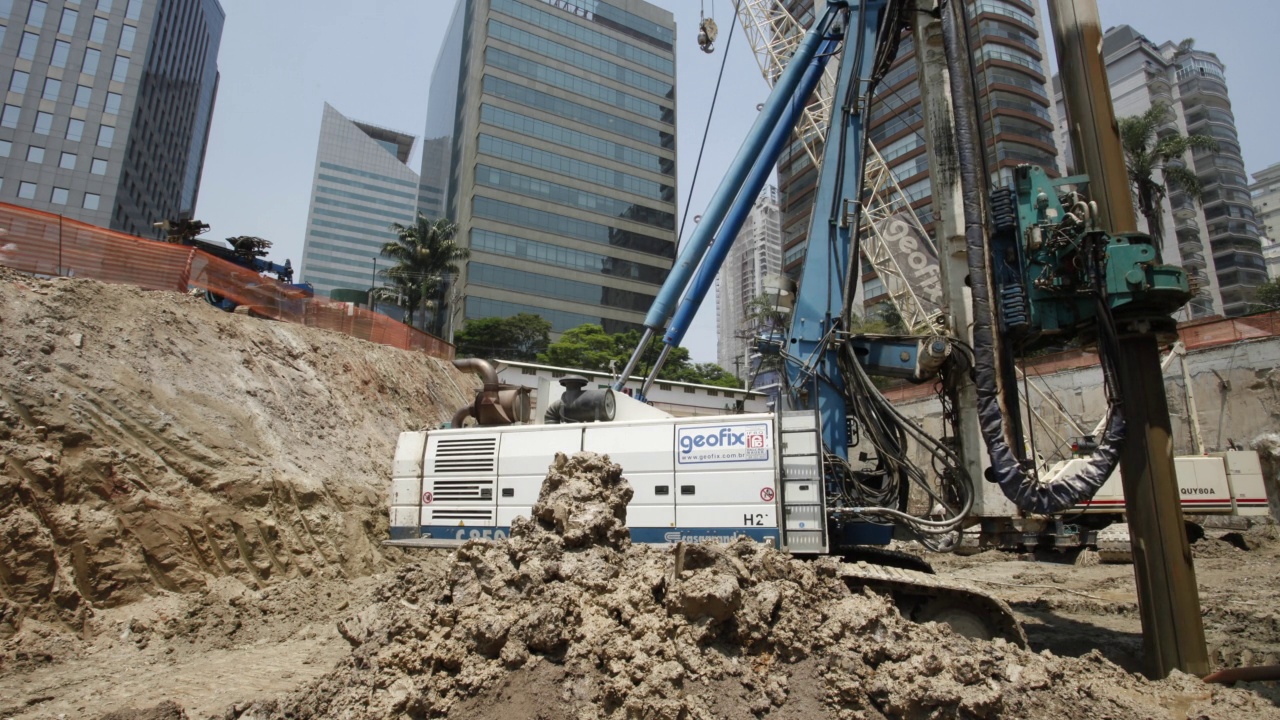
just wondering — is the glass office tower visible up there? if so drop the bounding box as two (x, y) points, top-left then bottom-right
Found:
(420, 0), (677, 337)
(0, 0), (223, 237)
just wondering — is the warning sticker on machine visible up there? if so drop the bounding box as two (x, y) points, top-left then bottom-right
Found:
(676, 422), (771, 465)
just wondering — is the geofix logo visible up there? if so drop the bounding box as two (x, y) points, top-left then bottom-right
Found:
(677, 423), (770, 464)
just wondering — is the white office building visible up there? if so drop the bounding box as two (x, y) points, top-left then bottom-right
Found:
(299, 103), (419, 301)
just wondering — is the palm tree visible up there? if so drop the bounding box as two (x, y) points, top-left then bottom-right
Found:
(377, 214), (468, 333)
(1117, 103), (1218, 242)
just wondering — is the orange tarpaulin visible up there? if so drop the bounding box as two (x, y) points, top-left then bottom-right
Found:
(0, 203), (453, 360)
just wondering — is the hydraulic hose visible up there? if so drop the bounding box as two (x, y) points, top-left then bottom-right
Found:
(938, 0), (1123, 514)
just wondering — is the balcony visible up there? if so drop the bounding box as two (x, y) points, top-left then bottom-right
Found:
(1180, 251), (1207, 269)
(1170, 196), (1198, 219)
(1175, 216), (1201, 234)
(1178, 236), (1204, 255)
(1180, 77), (1231, 107)
(1185, 267), (1210, 288)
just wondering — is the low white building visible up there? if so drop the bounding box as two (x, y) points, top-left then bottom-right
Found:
(492, 359), (769, 419)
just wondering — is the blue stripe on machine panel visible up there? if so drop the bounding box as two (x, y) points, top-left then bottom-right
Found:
(392, 526), (781, 545)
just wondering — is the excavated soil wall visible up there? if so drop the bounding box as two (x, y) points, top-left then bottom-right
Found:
(0, 269), (474, 636)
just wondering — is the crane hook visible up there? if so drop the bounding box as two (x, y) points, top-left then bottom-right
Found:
(698, 16), (719, 54)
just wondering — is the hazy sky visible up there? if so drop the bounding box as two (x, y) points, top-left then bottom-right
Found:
(195, 0), (1280, 364)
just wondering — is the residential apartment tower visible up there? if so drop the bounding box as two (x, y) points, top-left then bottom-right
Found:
(715, 185), (781, 378)
(1061, 27), (1267, 317)
(776, 0), (1061, 311)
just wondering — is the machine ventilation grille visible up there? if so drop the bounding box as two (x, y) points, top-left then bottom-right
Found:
(431, 478), (495, 501)
(433, 436), (498, 474)
(430, 508), (495, 522)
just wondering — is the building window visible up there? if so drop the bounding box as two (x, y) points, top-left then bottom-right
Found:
(0, 140), (10, 157)
(0, 0), (10, 19)
(51, 187), (69, 205)
(90, 15), (106, 43)
(74, 84), (92, 108)
(58, 7), (76, 34)
(66, 118), (84, 141)
(8, 69), (28, 94)
(125, 0), (141, 21)
(34, 111), (53, 135)
(82, 48), (101, 75)
(59, 151), (75, 169)
(0, 104), (18, 128)
(17, 181), (36, 200)
(83, 192), (100, 210)
(104, 92), (121, 114)
(90, 157), (107, 174)
(27, 1), (46, 27)
(18, 30), (38, 60)
(111, 55), (128, 82)
(41, 77), (60, 101)
(26, 145), (44, 163)
(97, 0), (113, 11)
(51, 39), (70, 67)
(119, 23), (134, 51)
(96, 124), (114, 147)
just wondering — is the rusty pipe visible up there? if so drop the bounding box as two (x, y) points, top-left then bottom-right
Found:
(452, 358), (500, 391)
(450, 404), (473, 429)
(1202, 665), (1280, 685)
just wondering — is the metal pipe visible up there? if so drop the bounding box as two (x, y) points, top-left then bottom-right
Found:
(640, 343), (674, 398)
(1202, 665), (1280, 685)
(451, 405), (472, 428)
(1048, 0), (1207, 679)
(613, 327), (654, 391)
(1045, 0), (1137, 233)
(452, 358), (499, 390)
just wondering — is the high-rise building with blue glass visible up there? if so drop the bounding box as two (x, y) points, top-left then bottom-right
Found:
(420, 0), (677, 338)
(298, 103), (418, 302)
(0, 0), (223, 238)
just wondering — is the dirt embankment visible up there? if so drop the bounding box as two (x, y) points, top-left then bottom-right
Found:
(0, 268), (473, 644)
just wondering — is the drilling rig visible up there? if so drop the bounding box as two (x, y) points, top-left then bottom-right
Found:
(392, 0), (1213, 677)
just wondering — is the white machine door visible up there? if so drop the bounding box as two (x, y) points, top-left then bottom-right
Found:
(673, 418), (778, 539)
(583, 422), (676, 534)
(496, 427), (583, 525)
(422, 432), (500, 528)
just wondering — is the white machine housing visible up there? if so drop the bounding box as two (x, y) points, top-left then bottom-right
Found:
(1056, 450), (1269, 516)
(389, 411), (829, 551)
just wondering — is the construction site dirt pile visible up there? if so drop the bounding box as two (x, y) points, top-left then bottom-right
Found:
(232, 452), (1279, 720)
(0, 268), (474, 648)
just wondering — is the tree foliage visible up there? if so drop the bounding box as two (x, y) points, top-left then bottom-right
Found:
(1117, 104), (1218, 242)
(1251, 278), (1280, 311)
(453, 314), (551, 362)
(376, 214), (469, 334)
(538, 324), (741, 389)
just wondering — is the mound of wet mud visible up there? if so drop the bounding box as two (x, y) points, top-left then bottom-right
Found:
(232, 453), (1279, 720)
